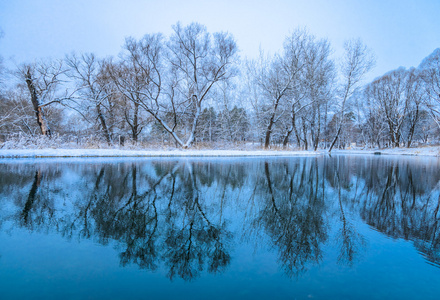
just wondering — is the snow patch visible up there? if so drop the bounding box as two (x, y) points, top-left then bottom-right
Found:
(0, 148), (320, 158)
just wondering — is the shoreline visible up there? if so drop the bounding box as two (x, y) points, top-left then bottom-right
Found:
(0, 147), (439, 158)
(0, 149), (320, 158)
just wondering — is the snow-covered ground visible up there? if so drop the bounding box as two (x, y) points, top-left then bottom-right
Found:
(332, 146), (440, 157)
(0, 147), (439, 158)
(0, 148), (319, 158)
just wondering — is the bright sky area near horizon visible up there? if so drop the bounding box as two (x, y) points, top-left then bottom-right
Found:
(1, 0), (440, 83)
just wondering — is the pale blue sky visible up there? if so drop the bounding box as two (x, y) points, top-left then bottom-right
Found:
(1, 0), (439, 81)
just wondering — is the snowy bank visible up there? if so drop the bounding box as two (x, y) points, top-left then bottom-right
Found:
(0, 147), (439, 158)
(331, 146), (440, 157)
(0, 148), (321, 158)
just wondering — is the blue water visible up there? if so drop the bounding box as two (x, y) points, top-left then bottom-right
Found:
(0, 155), (439, 299)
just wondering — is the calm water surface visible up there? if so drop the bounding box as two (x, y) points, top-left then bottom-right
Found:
(0, 155), (439, 299)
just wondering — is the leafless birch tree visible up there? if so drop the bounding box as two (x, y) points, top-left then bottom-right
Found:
(328, 39), (374, 152)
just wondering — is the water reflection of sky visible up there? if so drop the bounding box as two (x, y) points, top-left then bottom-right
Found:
(0, 156), (439, 299)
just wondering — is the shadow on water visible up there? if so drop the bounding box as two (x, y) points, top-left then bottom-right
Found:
(0, 155), (440, 280)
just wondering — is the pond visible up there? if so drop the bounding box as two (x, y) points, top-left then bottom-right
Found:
(0, 155), (439, 299)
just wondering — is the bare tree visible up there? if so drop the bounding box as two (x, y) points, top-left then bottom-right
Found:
(419, 48), (440, 129)
(328, 39), (374, 152)
(402, 68), (424, 147)
(0, 90), (38, 135)
(167, 22), (239, 147)
(289, 34), (335, 150)
(365, 68), (423, 148)
(114, 23), (238, 148)
(358, 89), (387, 148)
(247, 31), (316, 150)
(0, 28), (4, 87)
(0, 94), (18, 134)
(66, 53), (118, 145)
(248, 29), (336, 150)
(215, 81), (250, 143)
(279, 29), (310, 149)
(110, 35), (162, 144)
(247, 52), (292, 149)
(215, 82), (250, 144)
(18, 60), (68, 136)
(110, 34), (163, 144)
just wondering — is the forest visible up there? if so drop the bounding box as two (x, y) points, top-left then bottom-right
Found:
(1, 22), (440, 150)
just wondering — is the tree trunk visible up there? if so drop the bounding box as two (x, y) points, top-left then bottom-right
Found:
(282, 129), (292, 148)
(25, 69), (51, 136)
(293, 114), (301, 148)
(406, 107), (419, 148)
(329, 84), (350, 153)
(314, 106), (321, 151)
(264, 94), (284, 150)
(183, 96), (201, 148)
(302, 121), (308, 150)
(97, 104), (111, 145)
(324, 103), (328, 149)
(283, 110), (299, 148)
(264, 115), (275, 149)
(329, 126), (341, 152)
(132, 102), (139, 142)
(313, 125), (320, 151)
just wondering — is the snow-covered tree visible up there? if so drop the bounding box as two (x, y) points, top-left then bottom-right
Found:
(365, 68), (423, 148)
(419, 48), (440, 129)
(328, 39), (375, 152)
(113, 23), (238, 148)
(66, 53), (123, 145)
(17, 60), (69, 136)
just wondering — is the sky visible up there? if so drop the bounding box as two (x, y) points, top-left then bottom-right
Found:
(1, 0), (440, 82)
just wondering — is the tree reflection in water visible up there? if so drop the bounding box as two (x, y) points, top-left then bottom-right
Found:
(250, 160), (328, 277)
(160, 162), (232, 281)
(0, 156), (439, 280)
